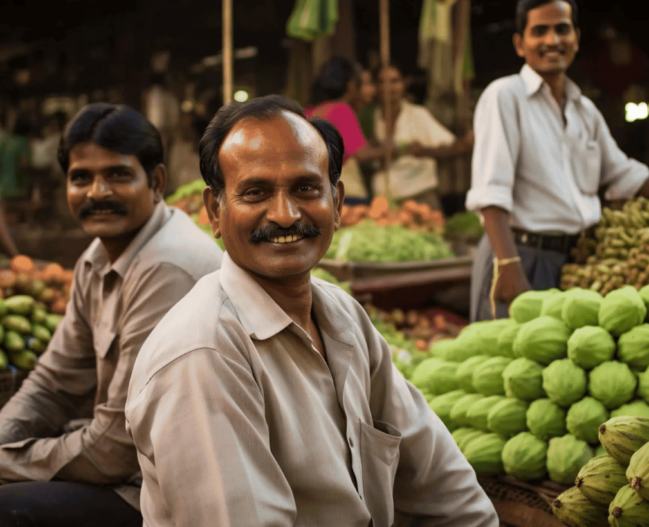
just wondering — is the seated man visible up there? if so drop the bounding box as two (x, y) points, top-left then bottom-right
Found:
(0, 103), (223, 526)
(126, 95), (498, 527)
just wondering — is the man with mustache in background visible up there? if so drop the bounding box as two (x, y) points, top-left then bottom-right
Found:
(126, 95), (497, 527)
(0, 103), (222, 526)
(466, 0), (649, 321)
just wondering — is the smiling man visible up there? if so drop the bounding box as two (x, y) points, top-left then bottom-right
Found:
(125, 95), (497, 527)
(0, 103), (222, 527)
(467, 0), (649, 321)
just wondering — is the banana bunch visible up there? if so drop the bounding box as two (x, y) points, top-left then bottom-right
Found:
(561, 198), (649, 295)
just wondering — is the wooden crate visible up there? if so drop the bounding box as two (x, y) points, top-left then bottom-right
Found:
(480, 476), (568, 527)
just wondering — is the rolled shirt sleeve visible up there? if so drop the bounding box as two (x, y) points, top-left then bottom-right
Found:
(361, 314), (498, 526)
(595, 107), (649, 200)
(126, 346), (297, 527)
(0, 262), (199, 485)
(466, 82), (520, 213)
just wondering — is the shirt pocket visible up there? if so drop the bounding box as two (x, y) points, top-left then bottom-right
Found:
(360, 420), (402, 527)
(575, 140), (601, 196)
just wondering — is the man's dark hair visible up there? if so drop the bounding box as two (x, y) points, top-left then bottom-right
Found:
(199, 94), (344, 200)
(57, 103), (164, 186)
(311, 56), (360, 105)
(515, 0), (579, 35)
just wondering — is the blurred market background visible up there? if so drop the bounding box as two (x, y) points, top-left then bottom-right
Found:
(0, 0), (647, 319)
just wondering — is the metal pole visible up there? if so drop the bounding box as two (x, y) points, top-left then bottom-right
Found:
(223, 0), (233, 104)
(379, 0), (392, 195)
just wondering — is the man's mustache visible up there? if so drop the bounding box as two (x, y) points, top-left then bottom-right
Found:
(539, 46), (564, 54)
(79, 200), (129, 220)
(249, 222), (322, 244)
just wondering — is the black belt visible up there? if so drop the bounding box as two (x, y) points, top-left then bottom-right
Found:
(512, 227), (580, 255)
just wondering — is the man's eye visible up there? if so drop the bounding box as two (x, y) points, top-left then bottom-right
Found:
(244, 188), (265, 198)
(70, 173), (89, 182)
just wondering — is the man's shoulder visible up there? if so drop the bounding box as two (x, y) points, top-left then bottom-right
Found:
(479, 73), (527, 103)
(135, 208), (223, 279)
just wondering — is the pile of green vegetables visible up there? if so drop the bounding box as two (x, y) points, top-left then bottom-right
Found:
(403, 284), (649, 489)
(444, 211), (484, 238)
(325, 221), (453, 263)
(0, 295), (62, 371)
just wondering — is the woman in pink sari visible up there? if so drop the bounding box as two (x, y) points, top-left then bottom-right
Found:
(306, 57), (399, 204)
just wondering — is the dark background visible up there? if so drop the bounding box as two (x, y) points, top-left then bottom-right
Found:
(1, 0), (644, 98)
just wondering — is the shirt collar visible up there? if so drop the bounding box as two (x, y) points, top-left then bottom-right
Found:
(219, 253), (293, 340)
(83, 201), (172, 278)
(520, 64), (582, 102)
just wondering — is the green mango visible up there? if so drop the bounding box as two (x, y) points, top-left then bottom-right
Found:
(31, 324), (51, 343)
(0, 349), (8, 371)
(1, 314), (31, 334)
(27, 337), (47, 354)
(10, 349), (37, 370)
(4, 331), (24, 352)
(4, 295), (35, 316)
(31, 308), (47, 326)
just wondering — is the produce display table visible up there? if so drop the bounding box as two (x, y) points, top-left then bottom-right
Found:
(480, 476), (567, 527)
(345, 257), (473, 314)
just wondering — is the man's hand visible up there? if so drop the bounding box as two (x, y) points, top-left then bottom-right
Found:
(493, 262), (532, 305)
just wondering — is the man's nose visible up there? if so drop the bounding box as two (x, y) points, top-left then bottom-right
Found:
(266, 192), (301, 228)
(87, 176), (112, 200)
(544, 29), (561, 46)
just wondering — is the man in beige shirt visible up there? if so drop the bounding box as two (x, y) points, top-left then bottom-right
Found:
(126, 95), (497, 527)
(0, 103), (222, 526)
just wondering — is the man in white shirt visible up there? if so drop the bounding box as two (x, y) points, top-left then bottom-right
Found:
(373, 65), (473, 208)
(466, 0), (649, 321)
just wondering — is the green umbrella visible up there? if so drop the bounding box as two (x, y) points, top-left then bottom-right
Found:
(287, 0), (338, 41)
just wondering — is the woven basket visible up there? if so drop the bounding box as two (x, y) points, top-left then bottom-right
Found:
(480, 476), (568, 527)
(0, 369), (29, 408)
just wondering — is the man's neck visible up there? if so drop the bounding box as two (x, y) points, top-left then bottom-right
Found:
(249, 272), (314, 330)
(100, 231), (139, 264)
(537, 70), (567, 108)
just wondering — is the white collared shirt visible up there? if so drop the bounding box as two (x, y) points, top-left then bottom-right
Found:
(374, 99), (456, 198)
(466, 65), (649, 234)
(126, 253), (498, 527)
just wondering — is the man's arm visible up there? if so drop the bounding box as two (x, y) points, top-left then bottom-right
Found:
(126, 346), (296, 527)
(360, 311), (498, 526)
(465, 83), (530, 304)
(482, 206), (532, 305)
(408, 129), (474, 159)
(0, 263), (199, 484)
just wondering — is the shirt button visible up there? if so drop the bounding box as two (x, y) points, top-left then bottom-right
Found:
(349, 437), (354, 447)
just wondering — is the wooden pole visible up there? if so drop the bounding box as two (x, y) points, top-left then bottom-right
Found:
(222, 0), (233, 104)
(379, 0), (393, 199)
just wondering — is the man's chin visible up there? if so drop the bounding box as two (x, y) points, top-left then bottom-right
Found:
(79, 218), (130, 239)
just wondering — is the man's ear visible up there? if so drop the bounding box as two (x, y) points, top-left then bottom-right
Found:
(513, 33), (525, 59)
(202, 186), (223, 239)
(333, 180), (345, 230)
(151, 164), (167, 203)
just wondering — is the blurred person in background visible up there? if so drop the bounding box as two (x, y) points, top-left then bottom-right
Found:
(373, 64), (474, 209)
(466, 0), (649, 322)
(0, 107), (19, 256)
(0, 103), (223, 527)
(307, 56), (400, 205)
(0, 113), (33, 201)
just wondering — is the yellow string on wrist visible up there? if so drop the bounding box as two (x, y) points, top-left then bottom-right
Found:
(489, 256), (522, 319)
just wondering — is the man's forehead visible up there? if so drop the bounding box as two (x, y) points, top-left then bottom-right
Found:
(528, 0), (573, 25)
(220, 111), (328, 165)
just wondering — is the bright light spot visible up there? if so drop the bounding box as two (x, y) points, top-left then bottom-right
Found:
(234, 90), (249, 103)
(625, 102), (649, 123)
(181, 100), (194, 113)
